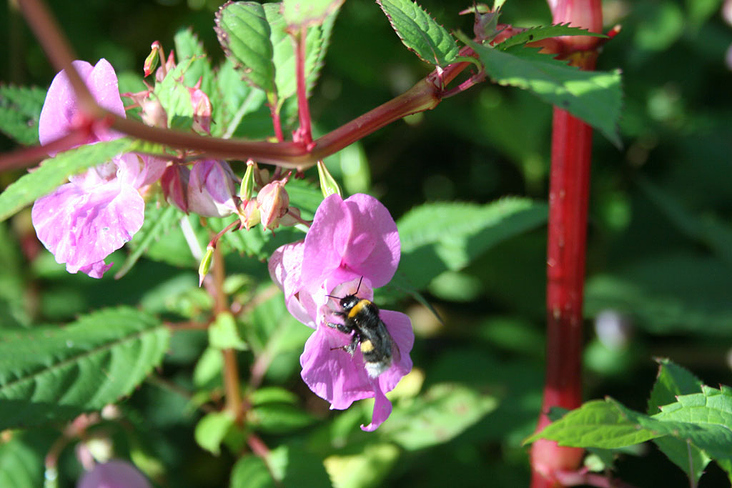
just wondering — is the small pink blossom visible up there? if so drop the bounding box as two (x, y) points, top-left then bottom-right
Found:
(31, 59), (166, 278)
(269, 194), (413, 431)
(77, 460), (151, 488)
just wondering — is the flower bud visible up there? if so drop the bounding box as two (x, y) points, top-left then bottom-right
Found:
(317, 160), (342, 198)
(239, 160), (257, 202)
(257, 177), (290, 231)
(199, 245), (215, 287)
(189, 81), (212, 135)
(77, 460), (151, 488)
(161, 164), (189, 213)
(239, 198), (261, 231)
(187, 160), (238, 218)
(143, 42), (161, 78)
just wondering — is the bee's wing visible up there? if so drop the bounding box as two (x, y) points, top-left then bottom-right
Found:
(379, 319), (401, 366)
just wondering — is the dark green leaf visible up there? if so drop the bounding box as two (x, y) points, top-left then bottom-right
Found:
(0, 138), (134, 222)
(0, 307), (169, 430)
(211, 58), (268, 138)
(397, 198), (548, 289)
(249, 403), (315, 433)
(463, 38), (623, 146)
(0, 85), (45, 145)
(116, 205), (182, 279)
(377, 0), (459, 67)
(0, 434), (44, 488)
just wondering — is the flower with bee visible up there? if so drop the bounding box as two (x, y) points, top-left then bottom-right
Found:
(269, 193), (413, 431)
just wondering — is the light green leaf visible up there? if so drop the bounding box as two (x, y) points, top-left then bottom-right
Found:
(209, 312), (248, 351)
(0, 307), (169, 430)
(524, 399), (662, 448)
(377, 0), (459, 67)
(496, 23), (606, 51)
(324, 443), (400, 488)
(174, 28), (215, 97)
(216, 2), (276, 95)
(195, 411), (235, 456)
(463, 38), (623, 146)
(282, 0), (344, 28)
(267, 444), (331, 487)
(381, 383), (498, 450)
(0, 85), (45, 145)
(249, 403), (315, 434)
(397, 198), (548, 289)
(0, 138), (134, 222)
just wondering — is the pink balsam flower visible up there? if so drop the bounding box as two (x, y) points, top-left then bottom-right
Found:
(77, 459), (151, 488)
(269, 194), (413, 431)
(32, 59), (165, 278)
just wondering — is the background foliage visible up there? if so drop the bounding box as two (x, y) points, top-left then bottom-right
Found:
(1, 0), (732, 486)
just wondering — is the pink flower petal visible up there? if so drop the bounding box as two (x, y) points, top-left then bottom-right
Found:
(361, 383), (392, 432)
(341, 194), (400, 288)
(77, 459), (151, 488)
(39, 59), (125, 151)
(377, 310), (414, 393)
(32, 180), (144, 278)
(301, 194), (352, 285)
(300, 326), (375, 410)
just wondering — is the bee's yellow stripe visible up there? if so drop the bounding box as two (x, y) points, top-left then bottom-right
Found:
(347, 299), (371, 319)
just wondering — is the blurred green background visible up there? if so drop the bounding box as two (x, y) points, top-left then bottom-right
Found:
(2, 0), (732, 486)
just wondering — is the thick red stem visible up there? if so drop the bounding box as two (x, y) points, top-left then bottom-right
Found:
(530, 0), (602, 485)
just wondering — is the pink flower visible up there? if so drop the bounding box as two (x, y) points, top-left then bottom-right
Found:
(161, 159), (238, 218)
(269, 194), (413, 431)
(31, 59), (166, 278)
(77, 460), (151, 488)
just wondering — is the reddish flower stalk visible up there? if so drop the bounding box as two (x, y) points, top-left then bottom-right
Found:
(530, 1), (603, 487)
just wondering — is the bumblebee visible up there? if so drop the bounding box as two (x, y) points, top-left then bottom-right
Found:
(327, 279), (399, 378)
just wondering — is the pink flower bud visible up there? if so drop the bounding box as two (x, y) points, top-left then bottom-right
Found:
(189, 81), (212, 135)
(187, 160), (238, 217)
(257, 178), (290, 231)
(239, 199), (261, 231)
(77, 460), (151, 488)
(161, 164), (189, 213)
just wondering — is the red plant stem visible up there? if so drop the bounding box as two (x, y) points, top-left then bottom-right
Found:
(530, 1), (602, 486)
(294, 25), (313, 146)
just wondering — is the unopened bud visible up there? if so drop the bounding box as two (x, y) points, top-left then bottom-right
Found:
(161, 165), (189, 213)
(238, 199), (261, 230)
(239, 160), (256, 201)
(199, 246), (215, 287)
(187, 160), (238, 218)
(144, 42), (161, 77)
(257, 177), (290, 231)
(189, 80), (212, 135)
(317, 160), (342, 198)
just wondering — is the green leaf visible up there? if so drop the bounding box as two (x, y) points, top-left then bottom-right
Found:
(496, 23), (607, 51)
(282, 0), (344, 28)
(0, 138), (134, 222)
(195, 411), (236, 456)
(0, 84), (45, 145)
(174, 28), (215, 97)
(524, 399), (662, 448)
(0, 434), (44, 488)
(377, 0), (459, 67)
(381, 383), (498, 450)
(116, 205), (182, 279)
(265, 2), (338, 105)
(463, 38), (623, 146)
(0, 307), (169, 430)
(211, 58), (268, 138)
(216, 1), (276, 94)
(249, 402), (315, 434)
(585, 255), (732, 335)
(397, 198), (548, 289)
(324, 443), (400, 488)
(230, 455), (276, 488)
(648, 358), (704, 415)
(267, 444), (332, 487)
(209, 312), (248, 351)
(648, 359), (710, 484)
